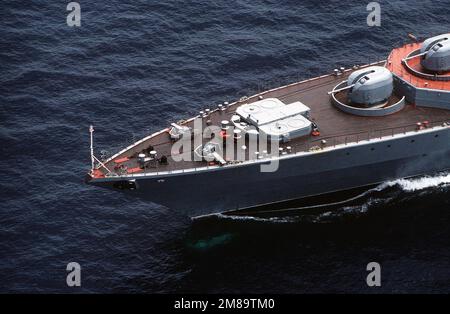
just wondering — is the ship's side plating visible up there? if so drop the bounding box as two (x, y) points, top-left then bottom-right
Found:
(91, 126), (450, 216)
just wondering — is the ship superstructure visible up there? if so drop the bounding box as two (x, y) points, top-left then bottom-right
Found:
(86, 34), (450, 216)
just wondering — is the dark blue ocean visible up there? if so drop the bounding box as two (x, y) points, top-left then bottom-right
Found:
(1, 0), (450, 293)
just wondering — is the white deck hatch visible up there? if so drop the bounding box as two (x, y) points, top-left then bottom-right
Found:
(236, 98), (312, 142)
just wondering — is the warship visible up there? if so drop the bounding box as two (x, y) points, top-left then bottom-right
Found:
(86, 33), (450, 217)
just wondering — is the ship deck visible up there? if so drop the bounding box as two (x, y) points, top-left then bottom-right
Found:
(93, 61), (450, 178)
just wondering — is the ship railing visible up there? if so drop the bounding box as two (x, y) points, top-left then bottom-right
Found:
(254, 57), (386, 96)
(303, 119), (449, 152)
(115, 119), (449, 179)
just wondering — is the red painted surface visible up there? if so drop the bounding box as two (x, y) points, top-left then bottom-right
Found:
(219, 130), (231, 138)
(386, 42), (450, 91)
(126, 167), (142, 174)
(92, 169), (104, 178)
(114, 157), (130, 163)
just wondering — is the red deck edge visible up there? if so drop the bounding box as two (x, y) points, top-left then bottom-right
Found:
(126, 167), (143, 174)
(114, 157), (130, 163)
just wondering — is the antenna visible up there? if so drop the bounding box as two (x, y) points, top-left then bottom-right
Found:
(89, 125), (94, 172)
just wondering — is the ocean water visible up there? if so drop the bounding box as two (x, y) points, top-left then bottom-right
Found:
(1, 0), (450, 293)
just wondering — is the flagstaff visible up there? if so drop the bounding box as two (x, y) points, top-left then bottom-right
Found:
(89, 125), (94, 172)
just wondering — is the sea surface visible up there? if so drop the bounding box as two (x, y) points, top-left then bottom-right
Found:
(1, 0), (450, 293)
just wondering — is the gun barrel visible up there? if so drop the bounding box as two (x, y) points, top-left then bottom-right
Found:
(328, 84), (355, 95)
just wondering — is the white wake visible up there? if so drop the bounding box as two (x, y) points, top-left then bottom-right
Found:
(382, 172), (450, 192)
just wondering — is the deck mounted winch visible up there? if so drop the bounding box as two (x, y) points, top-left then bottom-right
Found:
(169, 123), (191, 140)
(420, 33), (450, 73)
(347, 66), (394, 106)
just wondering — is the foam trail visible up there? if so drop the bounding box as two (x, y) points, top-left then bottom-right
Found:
(213, 213), (295, 223)
(193, 212), (289, 222)
(383, 172), (450, 192)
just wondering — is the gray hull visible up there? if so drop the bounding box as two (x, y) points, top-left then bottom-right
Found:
(92, 127), (450, 217)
